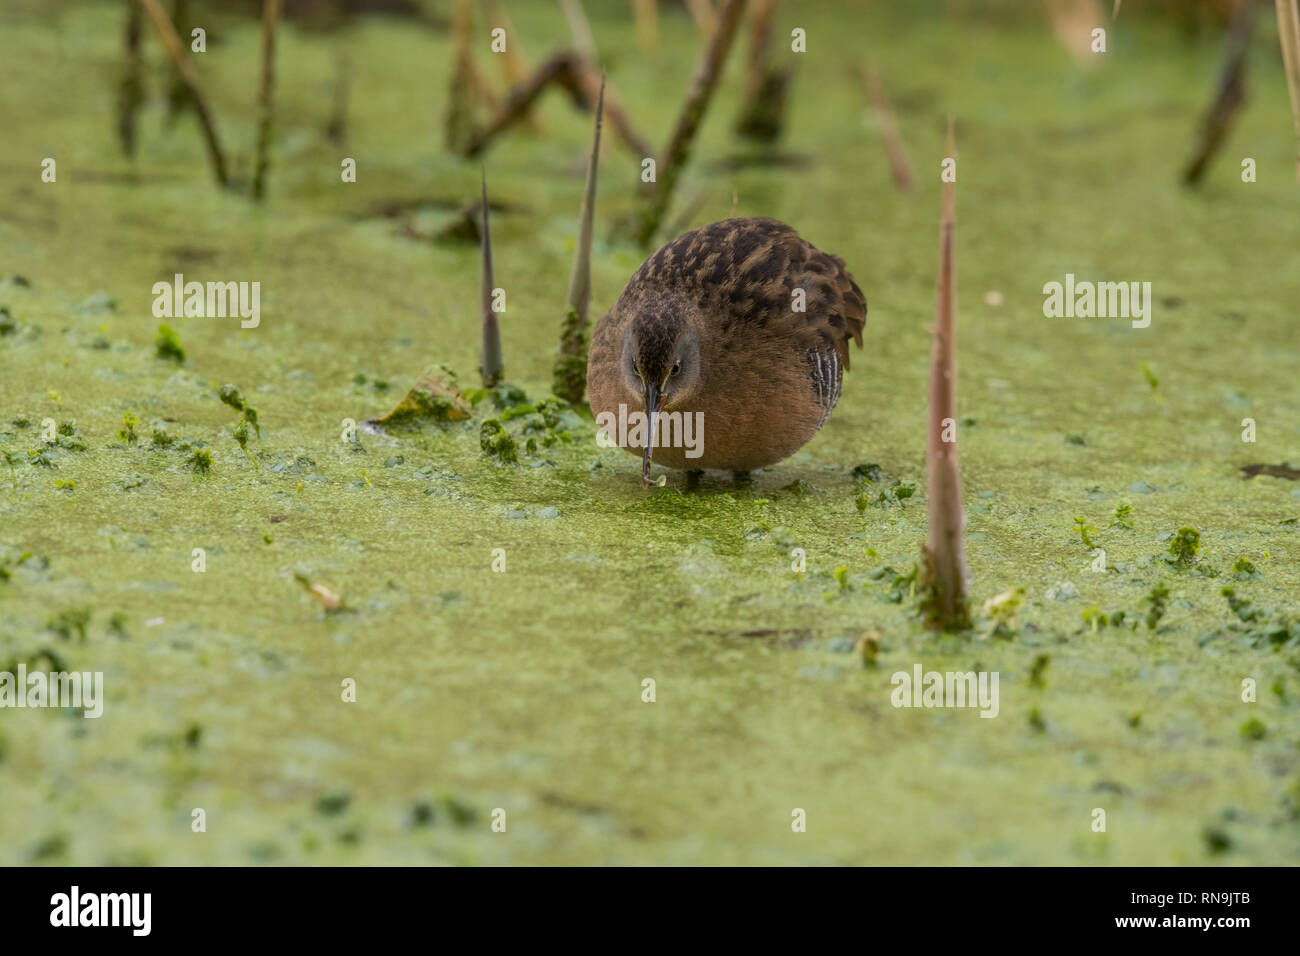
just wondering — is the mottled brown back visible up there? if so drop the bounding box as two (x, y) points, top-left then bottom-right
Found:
(622, 217), (867, 369)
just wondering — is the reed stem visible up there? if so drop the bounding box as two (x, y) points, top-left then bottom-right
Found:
(554, 76), (605, 404)
(252, 0), (281, 201)
(116, 0), (144, 158)
(1276, 0), (1300, 181)
(921, 117), (970, 631)
(634, 0), (747, 247)
(135, 0), (229, 187)
(861, 64), (915, 192)
(480, 169), (504, 387)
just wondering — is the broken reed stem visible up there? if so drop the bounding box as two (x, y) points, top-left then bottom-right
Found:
(735, 0), (789, 143)
(164, 0), (191, 123)
(1277, 0), (1300, 181)
(485, 0), (528, 84)
(462, 52), (651, 161)
(559, 0), (598, 62)
(446, 0), (476, 152)
(634, 0), (748, 247)
(1184, 0), (1255, 186)
(744, 0), (776, 104)
(554, 76), (604, 405)
(686, 0), (717, 36)
(861, 64), (915, 192)
(463, 52), (574, 157)
(442, 4), (501, 119)
(135, 0), (228, 187)
(252, 0), (281, 201)
(117, 0), (145, 158)
(480, 169), (504, 388)
(922, 117), (970, 631)
(634, 0), (660, 53)
(1043, 0), (1104, 67)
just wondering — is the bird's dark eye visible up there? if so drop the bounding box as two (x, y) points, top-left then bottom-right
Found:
(671, 361), (681, 377)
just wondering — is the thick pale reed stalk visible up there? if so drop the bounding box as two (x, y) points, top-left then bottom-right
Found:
(485, 0), (529, 84)
(252, 0), (281, 201)
(922, 118), (970, 631)
(560, 0), (598, 61)
(1277, 0), (1300, 181)
(634, 0), (660, 53)
(483, 0), (538, 130)
(1043, 0), (1104, 67)
(554, 77), (605, 404)
(634, 0), (747, 246)
(135, 0), (228, 186)
(861, 64), (915, 192)
(686, 0), (717, 36)
(480, 169), (503, 387)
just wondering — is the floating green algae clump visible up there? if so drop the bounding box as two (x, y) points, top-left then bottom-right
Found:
(218, 384), (260, 437)
(154, 324), (185, 363)
(116, 412), (140, 444)
(479, 418), (518, 463)
(1144, 582), (1170, 630)
(186, 448), (213, 473)
(374, 367), (472, 428)
(1168, 527), (1201, 567)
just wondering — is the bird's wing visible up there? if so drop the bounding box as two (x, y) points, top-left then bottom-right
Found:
(806, 343), (843, 430)
(652, 218), (867, 368)
(769, 226), (867, 371)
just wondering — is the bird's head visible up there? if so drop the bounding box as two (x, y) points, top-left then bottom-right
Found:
(620, 306), (701, 486)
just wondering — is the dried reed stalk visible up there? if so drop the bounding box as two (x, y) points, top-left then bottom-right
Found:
(921, 117), (971, 631)
(480, 169), (503, 387)
(136, 0), (229, 187)
(1184, 0), (1255, 186)
(634, 0), (747, 246)
(1277, 0), (1300, 180)
(861, 64), (915, 192)
(252, 0), (281, 201)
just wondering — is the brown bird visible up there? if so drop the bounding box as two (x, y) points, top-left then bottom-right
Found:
(587, 217), (867, 485)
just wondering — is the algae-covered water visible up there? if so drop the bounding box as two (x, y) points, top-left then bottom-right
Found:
(2, 0), (1299, 865)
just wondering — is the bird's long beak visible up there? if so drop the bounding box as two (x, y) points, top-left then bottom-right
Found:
(641, 380), (666, 488)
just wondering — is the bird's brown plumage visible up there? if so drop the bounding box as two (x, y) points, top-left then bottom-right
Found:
(587, 217), (867, 473)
